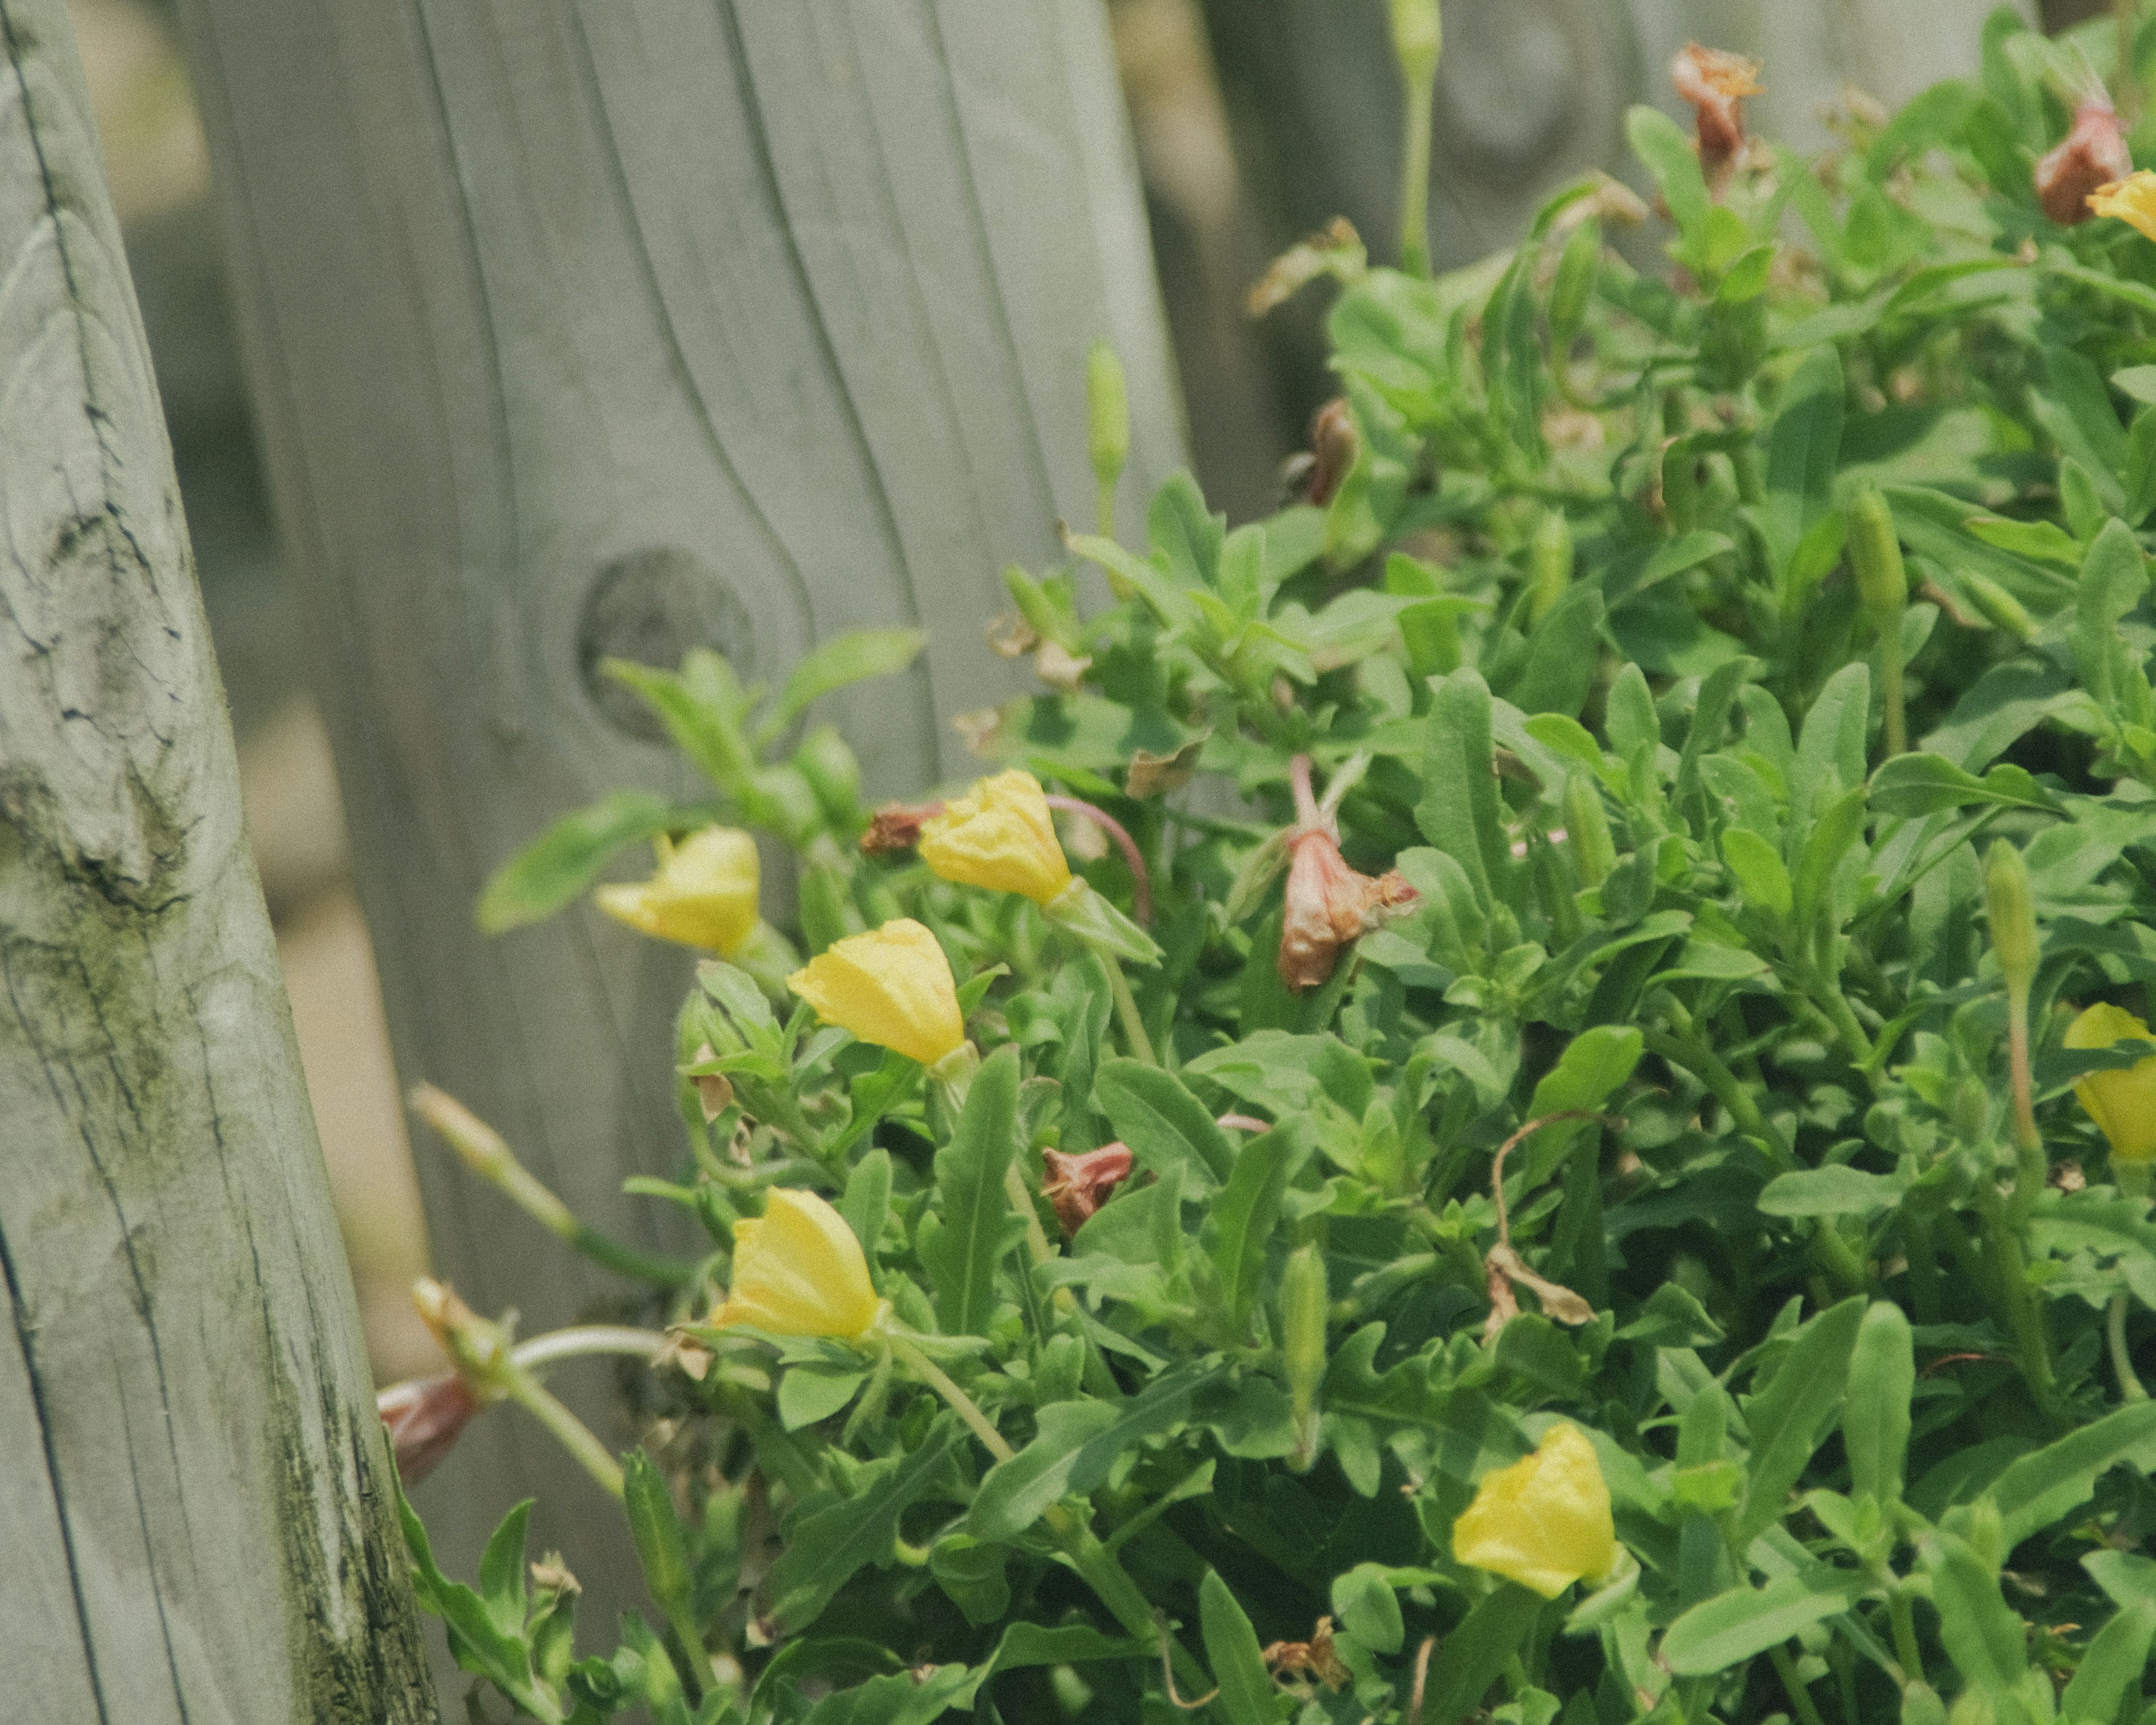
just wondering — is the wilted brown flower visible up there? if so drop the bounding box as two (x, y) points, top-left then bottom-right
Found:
(1040, 1143), (1135, 1235)
(2037, 101), (2132, 226)
(378, 1372), (484, 1486)
(1277, 754), (1418, 991)
(1670, 44), (1763, 187)
(860, 800), (942, 855)
(1302, 399), (1359, 507)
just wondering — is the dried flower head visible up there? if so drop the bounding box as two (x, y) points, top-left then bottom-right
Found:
(1040, 1143), (1135, 1235)
(1671, 43), (1764, 185)
(377, 1372), (485, 1486)
(2038, 102), (2132, 226)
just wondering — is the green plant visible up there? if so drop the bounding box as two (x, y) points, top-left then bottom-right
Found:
(391, 8), (2156, 1722)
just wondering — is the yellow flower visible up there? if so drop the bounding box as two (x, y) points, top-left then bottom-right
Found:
(715, 1189), (881, 1339)
(920, 770), (1074, 906)
(595, 826), (759, 954)
(788, 919), (966, 1067)
(2066, 1002), (2156, 1165)
(1452, 1423), (1618, 1598)
(2088, 170), (2156, 242)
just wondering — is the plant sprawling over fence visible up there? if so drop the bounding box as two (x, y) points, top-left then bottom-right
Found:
(392, 8), (2156, 1722)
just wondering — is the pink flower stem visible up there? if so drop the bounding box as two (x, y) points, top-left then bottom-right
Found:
(1217, 1114), (1271, 1134)
(1044, 794), (1153, 925)
(1287, 752), (1322, 832)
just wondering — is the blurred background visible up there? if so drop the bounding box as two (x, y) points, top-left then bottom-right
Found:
(68, 0), (2085, 1386)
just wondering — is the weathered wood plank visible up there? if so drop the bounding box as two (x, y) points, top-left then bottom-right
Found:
(0, 0), (432, 1713)
(172, 0), (1185, 1673)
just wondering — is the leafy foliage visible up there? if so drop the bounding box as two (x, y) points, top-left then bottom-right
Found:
(414, 10), (2156, 1723)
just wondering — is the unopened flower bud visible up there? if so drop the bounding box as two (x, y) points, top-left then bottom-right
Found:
(1040, 1143), (1135, 1235)
(1527, 509), (1573, 626)
(378, 1371), (485, 1485)
(2037, 102), (2132, 226)
(1848, 485), (1907, 627)
(1280, 1243), (1329, 1456)
(1983, 840), (2039, 1000)
(1087, 341), (1129, 498)
(793, 725), (862, 828)
(1958, 569), (2034, 642)
(1563, 769), (1615, 890)
(1670, 43), (1762, 186)
(1387, 0), (1441, 83)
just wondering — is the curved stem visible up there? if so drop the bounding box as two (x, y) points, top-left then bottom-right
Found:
(1769, 1644), (1829, 1725)
(1102, 952), (1158, 1066)
(2110, 1292), (2147, 1403)
(495, 1352), (625, 1499)
(511, 1325), (667, 1372)
(1889, 1587), (1925, 1689)
(888, 1331), (1015, 1463)
(1044, 795), (1152, 924)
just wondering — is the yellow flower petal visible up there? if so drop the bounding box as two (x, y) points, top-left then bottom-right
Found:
(714, 1189), (880, 1339)
(919, 770), (1074, 905)
(787, 919), (966, 1067)
(595, 826), (760, 954)
(1452, 1423), (1618, 1598)
(2066, 1002), (2156, 1165)
(2088, 170), (2156, 243)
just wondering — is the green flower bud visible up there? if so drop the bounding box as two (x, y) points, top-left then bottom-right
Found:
(1527, 509), (1573, 626)
(793, 725), (862, 828)
(747, 763), (825, 847)
(1549, 218), (1600, 343)
(1387, 0), (1441, 81)
(1958, 569), (2034, 642)
(1280, 1243), (1329, 1448)
(1983, 840), (2039, 1000)
(1035, 1331), (1085, 1406)
(1848, 485), (1908, 626)
(1086, 341), (1128, 495)
(1947, 1075), (1991, 1146)
(1564, 770), (1616, 890)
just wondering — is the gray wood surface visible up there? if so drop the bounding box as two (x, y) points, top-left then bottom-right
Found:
(172, 0), (1186, 1685)
(0, 0), (432, 1713)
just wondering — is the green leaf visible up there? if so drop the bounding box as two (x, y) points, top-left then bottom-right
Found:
(839, 1151), (891, 1283)
(959, 1622), (1144, 1699)
(1793, 662), (1870, 829)
(1149, 470), (1225, 588)
(797, 1664), (976, 1725)
(779, 1366), (869, 1431)
(2074, 517), (2149, 709)
(1661, 1569), (1865, 1676)
(928, 1535), (1010, 1627)
(1418, 667), (1505, 905)
(606, 650), (759, 793)
(764, 1417), (960, 1632)
(2061, 1598), (2155, 1724)
(1738, 1297), (1866, 1540)
(1756, 1166), (1908, 1219)
(1414, 1582), (1542, 1725)
(969, 1366), (1219, 1541)
(1989, 1400), (2156, 1548)
(1722, 828), (1793, 919)
(774, 628), (928, 729)
(1868, 754), (2059, 816)
(1919, 1528), (2026, 1694)
(1844, 1303), (1913, 1505)
(1331, 1562), (1405, 1654)
(478, 1498), (533, 1631)
(1793, 785), (1867, 936)
(1209, 1128), (1295, 1332)
(920, 1046), (1021, 1338)
(1510, 582), (1604, 720)
(1520, 1025), (1640, 1185)
(1198, 1569), (1277, 1725)
(624, 1448), (706, 1677)
(1092, 1058), (1233, 1189)
(1626, 105), (1710, 254)
(477, 791), (678, 933)
(1761, 345), (1845, 588)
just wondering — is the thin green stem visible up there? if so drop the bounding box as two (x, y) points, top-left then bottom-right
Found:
(1101, 952), (1158, 1066)
(1889, 1587), (1926, 1688)
(495, 1354), (625, 1499)
(1981, 1188), (2059, 1422)
(1880, 626), (1907, 759)
(2005, 983), (2046, 1225)
(1096, 476), (1117, 544)
(1769, 1644), (1829, 1725)
(2110, 1292), (2148, 1403)
(888, 1332), (1015, 1463)
(510, 1326), (666, 1372)
(1399, 75), (1435, 276)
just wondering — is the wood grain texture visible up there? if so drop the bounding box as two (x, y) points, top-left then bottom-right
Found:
(171, 0), (1186, 1672)
(0, 0), (432, 1713)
